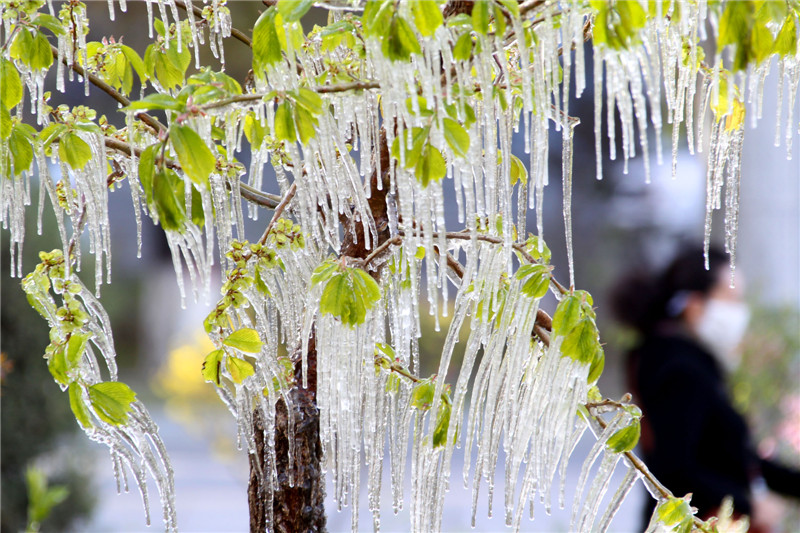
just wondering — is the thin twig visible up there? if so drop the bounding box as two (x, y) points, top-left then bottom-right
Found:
(258, 182), (297, 244)
(360, 235), (403, 268)
(199, 81), (382, 112)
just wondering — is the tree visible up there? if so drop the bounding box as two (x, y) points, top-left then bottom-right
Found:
(1, 1), (798, 531)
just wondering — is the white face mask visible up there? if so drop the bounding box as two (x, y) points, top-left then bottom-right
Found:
(693, 298), (751, 372)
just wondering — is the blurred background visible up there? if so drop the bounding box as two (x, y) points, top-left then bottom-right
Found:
(2, 3), (798, 532)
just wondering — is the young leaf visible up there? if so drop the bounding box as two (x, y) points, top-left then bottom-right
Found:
(552, 294), (581, 335)
(277, 0), (313, 22)
(606, 419), (641, 453)
(202, 349), (224, 385)
(410, 380), (435, 409)
(223, 328), (263, 353)
(587, 345), (605, 384)
(274, 101), (297, 143)
(126, 93), (183, 112)
(453, 32), (473, 61)
(253, 8), (283, 72)
(560, 317), (599, 364)
(432, 401), (451, 448)
(383, 16), (421, 61)
(153, 169), (186, 231)
(443, 118), (470, 158)
(516, 264), (551, 299)
(58, 132), (93, 171)
(9, 125), (34, 176)
(226, 355), (256, 384)
(0, 58), (23, 110)
(657, 496), (694, 527)
(88, 382), (137, 426)
(68, 383), (93, 429)
(170, 124), (215, 188)
(415, 145), (447, 188)
(411, 0), (443, 37)
(66, 332), (91, 368)
(509, 154), (528, 185)
(319, 265), (381, 327)
(472, 1), (490, 36)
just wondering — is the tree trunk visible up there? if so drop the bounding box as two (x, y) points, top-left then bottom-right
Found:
(248, 336), (326, 533)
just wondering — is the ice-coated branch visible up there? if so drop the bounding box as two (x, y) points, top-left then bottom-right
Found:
(173, 0), (252, 48)
(258, 182), (297, 244)
(50, 45), (166, 134)
(199, 81), (382, 112)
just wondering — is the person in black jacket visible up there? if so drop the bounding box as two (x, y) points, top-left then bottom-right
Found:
(611, 245), (800, 532)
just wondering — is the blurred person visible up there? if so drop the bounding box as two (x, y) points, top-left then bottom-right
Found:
(610, 245), (800, 532)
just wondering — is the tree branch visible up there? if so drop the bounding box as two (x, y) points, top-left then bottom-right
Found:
(50, 45), (166, 133)
(258, 182), (297, 244)
(200, 81), (382, 112)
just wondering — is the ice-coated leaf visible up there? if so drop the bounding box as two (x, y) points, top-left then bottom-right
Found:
(656, 496), (694, 527)
(516, 264), (551, 299)
(560, 317), (599, 364)
(775, 15), (798, 56)
(88, 382), (137, 426)
(202, 349), (224, 386)
(410, 380), (435, 409)
(606, 419), (640, 453)
(0, 58), (23, 110)
(277, 0), (313, 22)
(9, 125), (35, 176)
(432, 401), (451, 448)
(68, 383), (93, 429)
(127, 93), (183, 112)
(509, 154), (528, 185)
(58, 133), (92, 171)
(138, 143), (158, 205)
(170, 124), (215, 188)
(253, 7), (283, 71)
(32, 13), (66, 36)
(472, 0), (489, 35)
(274, 101), (296, 143)
(453, 32), (473, 61)
(411, 0), (443, 37)
(66, 332), (91, 368)
(552, 293), (582, 336)
(382, 16), (421, 61)
(587, 345), (605, 383)
(226, 355), (255, 384)
(153, 169), (186, 232)
(415, 145), (446, 188)
(443, 118), (470, 158)
(318, 264), (381, 327)
(223, 328), (263, 353)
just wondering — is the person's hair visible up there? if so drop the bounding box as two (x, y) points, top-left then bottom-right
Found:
(610, 245), (729, 335)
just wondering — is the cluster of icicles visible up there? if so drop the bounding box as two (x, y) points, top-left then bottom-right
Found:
(1, 0), (799, 531)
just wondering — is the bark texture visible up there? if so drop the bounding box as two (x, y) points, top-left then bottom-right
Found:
(248, 337), (326, 533)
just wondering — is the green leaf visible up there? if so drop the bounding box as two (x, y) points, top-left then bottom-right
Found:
(66, 332), (91, 368)
(32, 31), (54, 71)
(432, 401), (451, 448)
(587, 345), (605, 383)
(170, 124), (215, 188)
(552, 294), (581, 335)
(415, 145), (447, 188)
(294, 105), (318, 145)
(516, 264), (551, 299)
(33, 13), (66, 36)
(453, 32), (473, 61)
(0, 58), (23, 110)
(362, 0), (394, 37)
(9, 29), (33, 66)
(718, 1), (755, 48)
(9, 124), (34, 176)
(411, 0), (443, 37)
(607, 419), (641, 453)
(382, 16), (421, 61)
(318, 264), (381, 327)
(443, 118), (470, 158)
(223, 328), (263, 353)
(138, 143), (159, 205)
(775, 15), (798, 57)
(472, 1), (490, 36)
(153, 168), (186, 231)
(0, 107), (11, 141)
(88, 381), (137, 426)
(202, 349), (224, 385)
(277, 0), (313, 22)
(47, 344), (68, 385)
(226, 355), (255, 384)
(657, 496), (694, 527)
(244, 113), (267, 147)
(127, 93), (183, 112)
(120, 45), (147, 82)
(274, 101), (297, 142)
(68, 383), (93, 429)
(560, 317), (599, 364)
(509, 154), (527, 185)
(410, 380), (435, 409)
(190, 185), (205, 227)
(58, 132), (92, 171)
(253, 8), (283, 72)
(38, 123), (67, 147)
